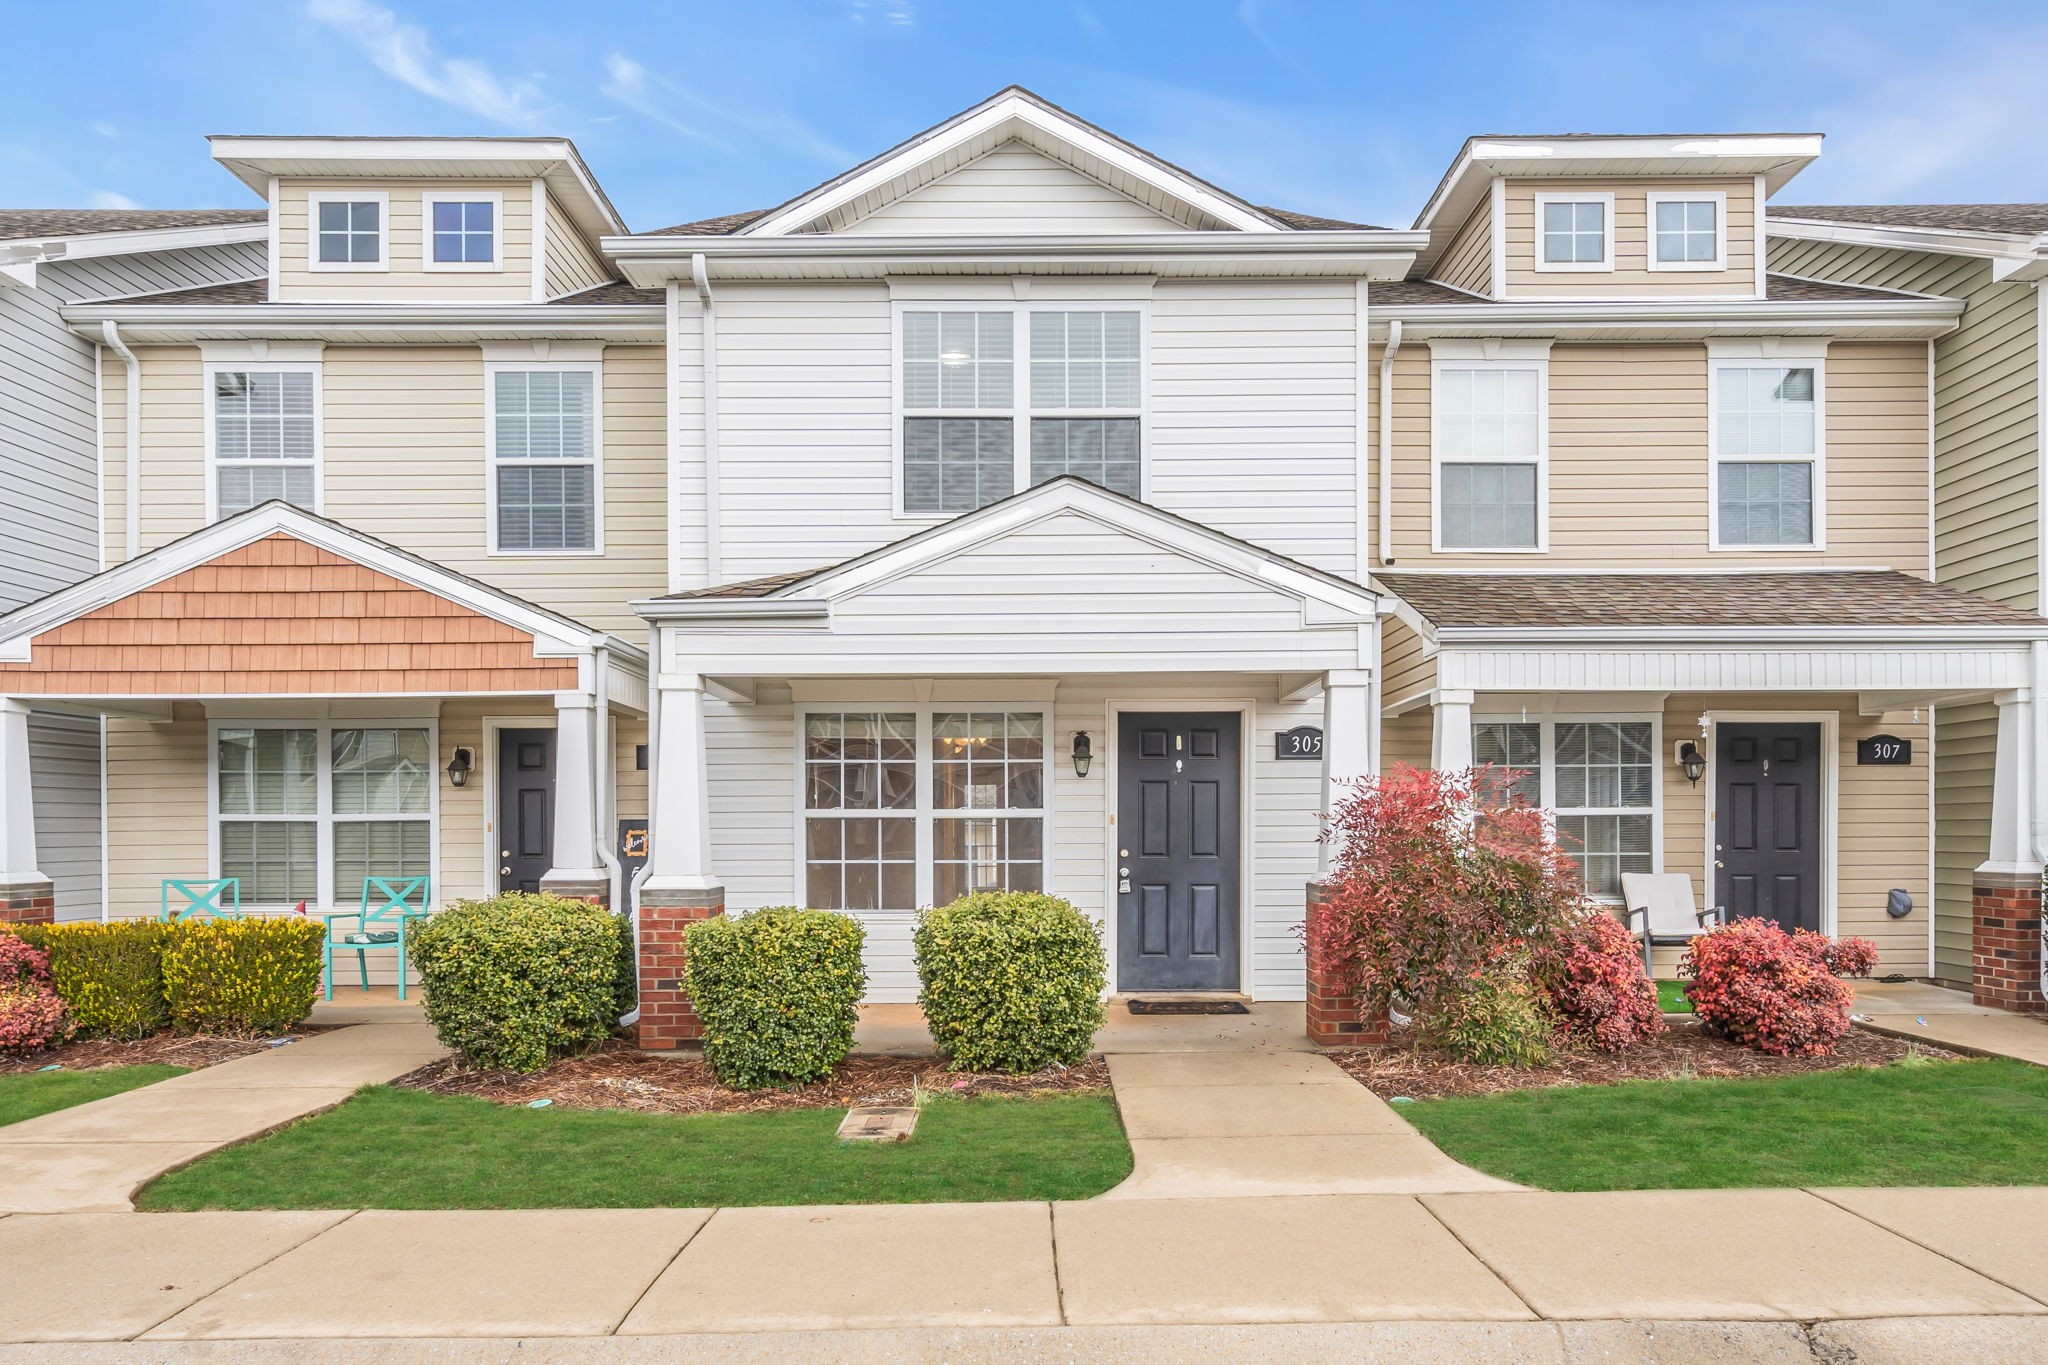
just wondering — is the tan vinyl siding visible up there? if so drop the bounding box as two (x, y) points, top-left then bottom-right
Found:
(1931, 700), (1992, 984)
(1502, 178), (1758, 299)
(840, 143), (1189, 235)
(1380, 709), (1432, 770)
(104, 705), (209, 920)
(1373, 340), (1929, 570)
(1379, 616), (1436, 708)
(543, 189), (612, 299)
(275, 180), (534, 302)
(100, 346), (205, 563)
(1431, 197), (1494, 297)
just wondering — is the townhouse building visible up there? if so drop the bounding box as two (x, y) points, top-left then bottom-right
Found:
(0, 90), (2042, 1035)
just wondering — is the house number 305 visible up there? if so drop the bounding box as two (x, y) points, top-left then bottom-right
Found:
(1275, 726), (1324, 760)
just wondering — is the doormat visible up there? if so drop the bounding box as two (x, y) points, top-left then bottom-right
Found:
(1127, 999), (1250, 1016)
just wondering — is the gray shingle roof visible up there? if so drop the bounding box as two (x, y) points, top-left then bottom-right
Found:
(662, 568), (827, 599)
(112, 279), (266, 305)
(1769, 204), (2048, 236)
(0, 208), (266, 242)
(547, 281), (664, 305)
(1377, 570), (2043, 629)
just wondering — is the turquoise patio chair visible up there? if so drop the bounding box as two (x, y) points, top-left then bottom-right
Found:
(160, 878), (241, 922)
(323, 876), (432, 1001)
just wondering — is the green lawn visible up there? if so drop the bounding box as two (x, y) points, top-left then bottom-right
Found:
(1402, 1057), (2048, 1190)
(1656, 980), (1693, 1014)
(139, 1086), (1131, 1210)
(0, 1065), (187, 1127)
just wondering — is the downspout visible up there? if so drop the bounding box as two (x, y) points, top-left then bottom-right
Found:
(101, 321), (139, 563)
(692, 252), (721, 585)
(620, 627), (661, 1028)
(1376, 319), (1404, 566)
(2033, 637), (2048, 1001)
(592, 643), (623, 914)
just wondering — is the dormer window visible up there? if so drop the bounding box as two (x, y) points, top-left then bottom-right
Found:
(308, 191), (387, 271)
(425, 191), (501, 270)
(1534, 192), (1613, 272)
(1649, 191), (1727, 270)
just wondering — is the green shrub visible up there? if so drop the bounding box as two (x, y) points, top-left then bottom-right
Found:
(11, 921), (172, 1039)
(161, 917), (325, 1035)
(1420, 951), (1555, 1067)
(683, 908), (866, 1089)
(409, 892), (630, 1072)
(915, 891), (1105, 1072)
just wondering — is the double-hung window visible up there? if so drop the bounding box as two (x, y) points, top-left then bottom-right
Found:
(489, 364), (600, 553)
(425, 191), (500, 269)
(899, 307), (1142, 515)
(1535, 192), (1613, 271)
(1648, 192), (1725, 270)
(209, 366), (320, 519)
(1712, 358), (1823, 549)
(309, 191), (386, 270)
(1433, 353), (1547, 551)
(1471, 718), (1657, 901)
(803, 708), (1048, 911)
(215, 724), (433, 908)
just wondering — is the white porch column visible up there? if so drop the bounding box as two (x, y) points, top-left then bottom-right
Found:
(0, 699), (52, 922)
(1982, 687), (2041, 878)
(1320, 670), (1375, 874)
(1430, 688), (1475, 772)
(644, 675), (719, 895)
(540, 690), (607, 899)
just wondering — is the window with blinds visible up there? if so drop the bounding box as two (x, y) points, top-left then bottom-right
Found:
(491, 367), (598, 552)
(1714, 364), (1819, 548)
(212, 370), (318, 518)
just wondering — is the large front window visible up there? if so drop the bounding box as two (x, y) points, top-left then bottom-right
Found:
(1470, 718), (1656, 900)
(1435, 362), (1544, 550)
(211, 369), (318, 518)
(216, 724), (432, 907)
(1715, 363), (1820, 548)
(803, 709), (1047, 911)
(900, 307), (1142, 514)
(490, 366), (599, 552)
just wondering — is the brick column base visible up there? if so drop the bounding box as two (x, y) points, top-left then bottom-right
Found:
(0, 878), (55, 926)
(1972, 874), (2045, 1013)
(538, 874), (611, 908)
(1305, 880), (1390, 1046)
(635, 885), (724, 1049)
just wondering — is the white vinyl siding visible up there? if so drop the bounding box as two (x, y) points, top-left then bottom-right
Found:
(840, 142), (1195, 235)
(29, 713), (102, 922)
(209, 368), (320, 518)
(1713, 362), (1823, 549)
(488, 365), (600, 553)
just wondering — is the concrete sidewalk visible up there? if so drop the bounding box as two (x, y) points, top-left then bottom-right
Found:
(0, 1018), (447, 1214)
(1, 1188), (2045, 1343)
(1853, 980), (2048, 1066)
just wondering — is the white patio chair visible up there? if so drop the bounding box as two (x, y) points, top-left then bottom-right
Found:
(1620, 872), (1726, 980)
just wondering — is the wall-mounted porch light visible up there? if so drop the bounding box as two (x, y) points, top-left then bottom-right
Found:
(1675, 740), (1707, 787)
(1072, 731), (1093, 778)
(446, 747), (474, 788)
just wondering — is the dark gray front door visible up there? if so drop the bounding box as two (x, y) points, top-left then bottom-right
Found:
(497, 728), (555, 893)
(1714, 722), (1822, 932)
(1117, 712), (1241, 992)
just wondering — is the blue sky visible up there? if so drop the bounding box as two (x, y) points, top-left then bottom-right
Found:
(4, 0), (2043, 231)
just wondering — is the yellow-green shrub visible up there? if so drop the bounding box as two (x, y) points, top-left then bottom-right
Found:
(914, 891), (1106, 1072)
(17, 921), (172, 1039)
(161, 917), (325, 1035)
(684, 908), (866, 1089)
(408, 892), (630, 1072)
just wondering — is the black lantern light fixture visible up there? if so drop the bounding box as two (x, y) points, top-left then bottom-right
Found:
(1676, 740), (1707, 787)
(445, 747), (474, 788)
(1072, 731), (1093, 778)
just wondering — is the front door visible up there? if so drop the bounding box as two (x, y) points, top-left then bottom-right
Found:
(1117, 712), (1242, 992)
(1714, 722), (1823, 931)
(497, 728), (556, 893)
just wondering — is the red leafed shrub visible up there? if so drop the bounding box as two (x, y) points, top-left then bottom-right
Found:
(0, 933), (71, 1056)
(1542, 911), (1666, 1053)
(1310, 763), (1588, 1063)
(1793, 928), (1880, 978)
(1683, 918), (1853, 1056)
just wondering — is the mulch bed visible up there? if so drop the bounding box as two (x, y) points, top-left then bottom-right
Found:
(394, 1041), (1112, 1116)
(0, 1033), (282, 1076)
(1326, 1021), (1962, 1101)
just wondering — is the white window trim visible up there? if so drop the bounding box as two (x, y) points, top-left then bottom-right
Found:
(1646, 190), (1728, 272)
(1429, 349), (1551, 554)
(202, 359), (324, 523)
(1532, 191), (1615, 273)
(793, 703), (1054, 912)
(1471, 711), (1663, 902)
(484, 358), (605, 556)
(1707, 352), (1827, 552)
(889, 301), (1151, 521)
(206, 717), (440, 913)
(305, 190), (389, 273)
(421, 190), (504, 273)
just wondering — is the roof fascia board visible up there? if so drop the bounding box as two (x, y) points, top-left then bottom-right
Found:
(1768, 216), (2048, 273)
(1372, 297), (1960, 341)
(1435, 624), (2048, 645)
(609, 229), (1427, 257)
(631, 599), (833, 622)
(0, 221), (269, 266)
(59, 302), (661, 344)
(738, 94), (1281, 238)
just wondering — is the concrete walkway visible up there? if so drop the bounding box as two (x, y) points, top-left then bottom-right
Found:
(1, 1188), (2045, 1343)
(1853, 980), (2048, 1066)
(0, 1017), (447, 1214)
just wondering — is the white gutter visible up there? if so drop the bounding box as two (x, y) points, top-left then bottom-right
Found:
(692, 252), (721, 586)
(632, 598), (830, 621)
(100, 321), (140, 563)
(607, 229), (1429, 260)
(1377, 318), (1403, 567)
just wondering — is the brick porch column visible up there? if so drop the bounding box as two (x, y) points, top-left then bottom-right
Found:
(1972, 871), (2045, 1013)
(635, 885), (723, 1049)
(1305, 880), (1390, 1046)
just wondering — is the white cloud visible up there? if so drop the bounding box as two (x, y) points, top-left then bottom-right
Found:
(89, 190), (139, 210)
(840, 0), (915, 25)
(600, 54), (734, 153)
(89, 121), (118, 140)
(600, 53), (851, 165)
(305, 0), (549, 128)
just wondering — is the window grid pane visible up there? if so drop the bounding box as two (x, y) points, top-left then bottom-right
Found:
(1718, 461), (1815, 546)
(331, 729), (431, 816)
(220, 821), (318, 904)
(494, 371), (594, 460)
(333, 821), (431, 895)
(432, 200), (495, 263)
(1471, 722), (1541, 805)
(216, 728), (318, 816)
(903, 417), (1014, 512)
(1029, 311), (1140, 409)
(213, 371), (316, 517)
(1029, 417), (1140, 496)
(497, 465), (595, 551)
(903, 311), (1013, 410)
(1541, 200), (1605, 263)
(316, 200), (380, 263)
(1655, 199), (1718, 262)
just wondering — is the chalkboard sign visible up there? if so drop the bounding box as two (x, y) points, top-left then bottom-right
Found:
(1275, 725), (1324, 761)
(1857, 735), (1912, 765)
